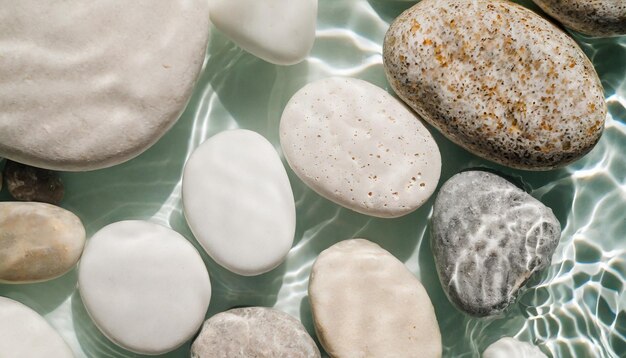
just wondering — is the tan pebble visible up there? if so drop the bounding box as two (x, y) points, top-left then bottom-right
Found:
(0, 202), (85, 283)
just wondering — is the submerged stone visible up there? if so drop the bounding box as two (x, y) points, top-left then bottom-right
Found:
(0, 202), (85, 283)
(4, 160), (64, 204)
(431, 171), (561, 316)
(191, 307), (320, 358)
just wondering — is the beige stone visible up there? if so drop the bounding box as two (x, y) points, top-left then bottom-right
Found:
(309, 239), (441, 358)
(0, 202), (85, 283)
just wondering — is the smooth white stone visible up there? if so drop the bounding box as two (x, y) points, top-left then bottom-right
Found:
(309, 239), (442, 358)
(483, 338), (547, 358)
(0, 1), (210, 171)
(78, 220), (211, 355)
(0, 202), (86, 283)
(280, 77), (441, 218)
(0, 296), (74, 358)
(183, 129), (296, 276)
(209, 0), (317, 65)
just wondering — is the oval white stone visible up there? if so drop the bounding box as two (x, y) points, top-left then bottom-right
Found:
(0, 296), (73, 358)
(183, 129), (296, 276)
(78, 220), (211, 355)
(280, 77), (441, 218)
(209, 0), (317, 65)
(309, 239), (442, 358)
(483, 338), (547, 358)
(0, 0), (210, 171)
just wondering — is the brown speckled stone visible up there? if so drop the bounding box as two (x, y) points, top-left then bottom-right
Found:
(191, 307), (320, 358)
(532, 0), (626, 37)
(4, 160), (64, 205)
(384, 0), (607, 171)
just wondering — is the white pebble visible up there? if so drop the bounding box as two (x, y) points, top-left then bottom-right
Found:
(0, 0), (210, 170)
(78, 220), (211, 355)
(0, 296), (73, 358)
(209, 0), (317, 65)
(183, 129), (296, 276)
(483, 338), (547, 358)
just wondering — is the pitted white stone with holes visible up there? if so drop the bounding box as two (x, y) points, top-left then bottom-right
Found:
(183, 129), (296, 276)
(483, 338), (547, 358)
(309, 239), (442, 358)
(280, 77), (441, 218)
(78, 220), (211, 355)
(0, 296), (74, 358)
(0, 0), (210, 171)
(209, 0), (317, 65)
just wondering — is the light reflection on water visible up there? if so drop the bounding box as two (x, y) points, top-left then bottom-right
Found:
(0, 0), (624, 357)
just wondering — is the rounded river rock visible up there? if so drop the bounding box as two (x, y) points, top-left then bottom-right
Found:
(78, 220), (211, 355)
(0, 202), (85, 283)
(309, 239), (441, 357)
(191, 307), (320, 358)
(0, 0), (210, 171)
(532, 0), (626, 37)
(483, 337), (547, 358)
(384, 0), (606, 170)
(431, 171), (561, 317)
(0, 296), (74, 357)
(281, 77), (441, 218)
(183, 129), (296, 276)
(4, 160), (64, 204)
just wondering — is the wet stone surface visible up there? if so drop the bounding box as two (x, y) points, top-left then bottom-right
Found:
(431, 171), (561, 316)
(191, 307), (320, 358)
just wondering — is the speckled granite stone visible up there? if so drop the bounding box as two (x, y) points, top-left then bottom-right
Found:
(309, 239), (441, 357)
(191, 307), (320, 358)
(532, 0), (626, 37)
(431, 171), (561, 317)
(384, 0), (607, 171)
(4, 161), (64, 205)
(483, 337), (547, 358)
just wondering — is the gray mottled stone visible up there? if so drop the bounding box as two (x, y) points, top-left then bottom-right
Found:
(191, 307), (320, 358)
(383, 0), (606, 171)
(4, 161), (64, 205)
(0, 202), (85, 283)
(532, 0), (626, 37)
(431, 171), (561, 316)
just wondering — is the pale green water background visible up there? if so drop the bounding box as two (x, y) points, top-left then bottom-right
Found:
(0, 0), (624, 357)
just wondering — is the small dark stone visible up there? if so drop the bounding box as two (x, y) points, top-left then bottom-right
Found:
(3, 161), (64, 205)
(431, 171), (561, 317)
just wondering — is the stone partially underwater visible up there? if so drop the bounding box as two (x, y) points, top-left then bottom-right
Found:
(431, 171), (561, 317)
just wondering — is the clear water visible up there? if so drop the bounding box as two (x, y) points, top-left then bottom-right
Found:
(1, 0), (625, 357)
